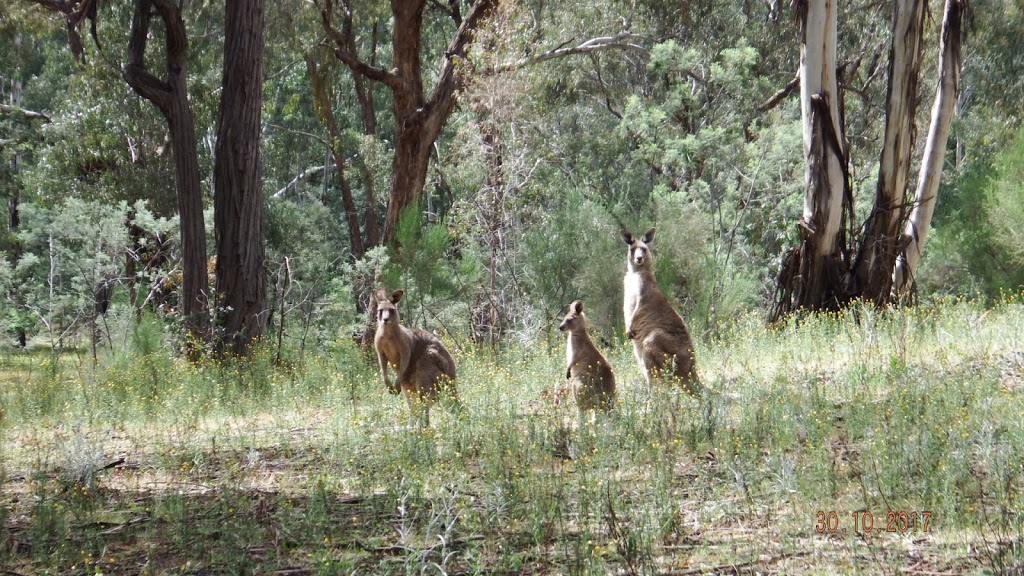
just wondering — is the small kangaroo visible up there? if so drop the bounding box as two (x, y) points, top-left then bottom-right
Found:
(373, 288), (459, 424)
(559, 300), (616, 412)
(622, 227), (702, 394)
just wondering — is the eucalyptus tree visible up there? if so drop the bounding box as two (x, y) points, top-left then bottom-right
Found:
(771, 0), (969, 317)
(22, 0), (270, 355)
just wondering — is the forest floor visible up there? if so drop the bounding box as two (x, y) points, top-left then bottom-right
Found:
(2, 298), (1024, 574)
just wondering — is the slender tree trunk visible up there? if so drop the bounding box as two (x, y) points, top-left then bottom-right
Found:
(124, 0), (209, 340)
(892, 0), (967, 296)
(355, 22), (380, 250)
(855, 0), (926, 303)
(214, 0), (267, 355)
(167, 93), (209, 333)
(9, 35), (27, 348)
(305, 55), (365, 260)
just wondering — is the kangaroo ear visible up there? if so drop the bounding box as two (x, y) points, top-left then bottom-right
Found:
(621, 230), (634, 245)
(571, 300), (584, 314)
(642, 227), (656, 244)
(390, 289), (404, 303)
(372, 288), (388, 302)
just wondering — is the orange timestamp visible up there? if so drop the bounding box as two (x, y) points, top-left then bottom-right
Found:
(815, 510), (932, 534)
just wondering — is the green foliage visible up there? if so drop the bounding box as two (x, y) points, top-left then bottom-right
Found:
(985, 132), (1024, 265)
(386, 203), (459, 328)
(522, 193), (622, 336)
(923, 126), (1024, 299)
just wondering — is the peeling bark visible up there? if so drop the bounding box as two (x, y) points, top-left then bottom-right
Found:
(771, 0), (852, 319)
(892, 0), (966, 297)
(855, 0), (927, 303)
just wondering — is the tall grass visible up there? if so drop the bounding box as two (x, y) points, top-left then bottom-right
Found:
(2, 298), (1024, 574)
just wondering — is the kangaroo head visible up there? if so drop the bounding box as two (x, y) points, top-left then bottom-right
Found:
(375, 289), (405, 326)
(558, 300), (587, 332)
(622, 227), (656, 270)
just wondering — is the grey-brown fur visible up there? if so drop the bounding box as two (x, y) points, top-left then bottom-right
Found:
(621, 228), (702, 394)
(373, 289), (459, 423)
(559, 300), (616, 412)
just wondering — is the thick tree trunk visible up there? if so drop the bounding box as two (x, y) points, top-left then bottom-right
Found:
(214, 0), (267, 355)
(855, 0), (926, 303)
(892, 0), (966, 296)
(771, 0), (851, 319)
(384, 120), (434, 242)
(124, 0), (209, 338)
(381, 0), (430, 243)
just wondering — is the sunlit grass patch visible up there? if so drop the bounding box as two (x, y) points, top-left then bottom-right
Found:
(2, 301), (1024, 573)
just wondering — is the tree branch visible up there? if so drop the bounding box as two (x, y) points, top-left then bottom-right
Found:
(315, 0), (399, 88)
(491, 32), (649, 74)
(124, 0), (172, 112)
(30, 0), (75, 12)
(425, 0), (498, 132)
(428, 0), (461, 24)
(272, 164), (336, 198)
(757, 72), (800, 112)
(589, 53), (622, 119)
(0, 103), (52, 123)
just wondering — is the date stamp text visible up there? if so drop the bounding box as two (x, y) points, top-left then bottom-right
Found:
(815, 510), (932, 535)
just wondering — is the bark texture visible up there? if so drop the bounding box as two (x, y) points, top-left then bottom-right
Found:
(214, 0), (267, 355)
(855, 0), (927, 303)
(772, 0), (852, 319)
(892, 0), (967, 296)
(772, 0), (969, 319)
(124, 0), (209, 337)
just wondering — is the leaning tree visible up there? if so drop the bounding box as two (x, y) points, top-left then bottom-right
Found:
(771, 0), (968, 319)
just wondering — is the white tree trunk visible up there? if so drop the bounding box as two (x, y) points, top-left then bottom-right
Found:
(857, 0), (926, 299)
(799, 0), (845, 258)
(892, 0), (965, 296)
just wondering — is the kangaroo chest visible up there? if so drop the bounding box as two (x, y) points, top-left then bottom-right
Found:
(624, 271), (645, 316)
(377, 331), (409, 368)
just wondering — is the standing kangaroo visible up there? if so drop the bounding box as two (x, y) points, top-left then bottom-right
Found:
(622, 228), (702, 394)
(373, 289), (459, 424)
(559, 300), (616, 412)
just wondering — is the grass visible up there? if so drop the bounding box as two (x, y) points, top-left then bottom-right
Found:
(2, 297), (1024, 574)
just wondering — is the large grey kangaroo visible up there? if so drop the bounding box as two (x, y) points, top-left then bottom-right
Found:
(559, 300), (617, 412)
(622, 228), (702, 394)
(373, 289), (460, 424)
